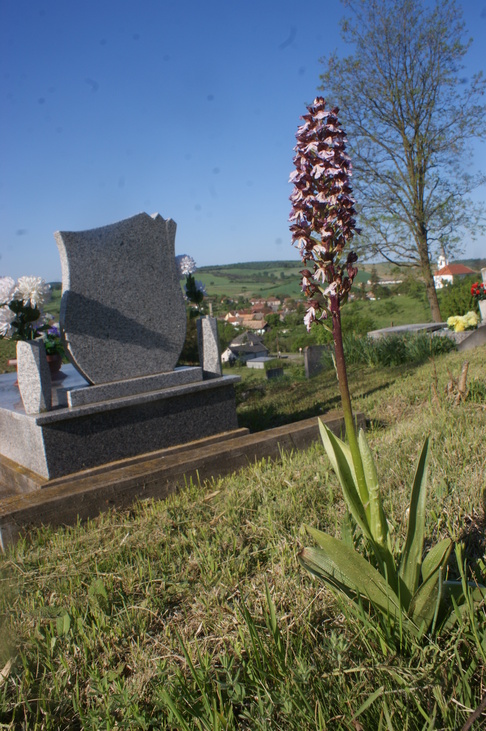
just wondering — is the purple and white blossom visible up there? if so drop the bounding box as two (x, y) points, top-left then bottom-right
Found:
(289, 97), (358, 330)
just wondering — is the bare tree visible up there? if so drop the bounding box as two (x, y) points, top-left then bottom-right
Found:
(319, 0), (485, 321)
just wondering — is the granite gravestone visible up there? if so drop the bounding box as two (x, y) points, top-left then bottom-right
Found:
(55, 212), (186, 384)
(304, 345), (327, 379)
(0, 213), (240, 482)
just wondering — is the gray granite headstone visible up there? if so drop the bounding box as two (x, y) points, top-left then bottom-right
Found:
(16, 340), (51, 414)
(266, 367), (284, 380)
(304, 345), (327, 379)
(197, 316), (222, 379)
(54, 213), (187, 385)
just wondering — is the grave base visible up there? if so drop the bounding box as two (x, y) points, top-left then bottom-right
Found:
(0, 411), (365, 549)
(0, 365), (240, 482)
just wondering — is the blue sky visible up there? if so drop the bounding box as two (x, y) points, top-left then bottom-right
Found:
(1, 0), (485, 282)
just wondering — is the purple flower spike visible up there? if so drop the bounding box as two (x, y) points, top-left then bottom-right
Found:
(289, 97), (359, 329)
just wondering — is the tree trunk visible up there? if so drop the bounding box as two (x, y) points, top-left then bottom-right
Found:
(416, 231), (442, 323)
(423, 265), (442, 323)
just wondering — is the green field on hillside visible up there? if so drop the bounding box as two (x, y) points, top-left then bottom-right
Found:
(197, 258), (484, 301)
(197, 260), (383, 299)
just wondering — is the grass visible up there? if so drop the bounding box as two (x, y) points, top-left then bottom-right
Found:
(1, 346), (485, 728)
(343, 294), (432, 330)
(229, 333), (456, 432)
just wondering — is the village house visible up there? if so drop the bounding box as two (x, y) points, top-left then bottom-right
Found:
(221, 332), (269, 364)
(433, 255), (477, 289)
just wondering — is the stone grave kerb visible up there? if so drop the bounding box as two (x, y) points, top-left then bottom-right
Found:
(54, 212), (187, 385)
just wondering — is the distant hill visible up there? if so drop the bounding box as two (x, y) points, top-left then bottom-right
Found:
(196, 257), (484, 299)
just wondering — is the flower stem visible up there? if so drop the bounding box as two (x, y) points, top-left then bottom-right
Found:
(332, 308), (367, 494)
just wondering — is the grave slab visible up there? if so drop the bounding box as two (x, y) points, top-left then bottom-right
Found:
(0, 365), (239, 480)
(304, 345), (327, 378)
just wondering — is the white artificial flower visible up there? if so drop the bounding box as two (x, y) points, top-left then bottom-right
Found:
(14, 276), (51, 308)
(0, 276), (16, 306)
(0, 306), (16, 337)
(175, 254), (197, 278)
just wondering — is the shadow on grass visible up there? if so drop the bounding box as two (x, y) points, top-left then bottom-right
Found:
(237, 379), (395, 433)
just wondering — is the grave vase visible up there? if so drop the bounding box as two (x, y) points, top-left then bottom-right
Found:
(479, 300), (486, 323)
(46, 353), (63, 378)
(16, 340), (52, 414)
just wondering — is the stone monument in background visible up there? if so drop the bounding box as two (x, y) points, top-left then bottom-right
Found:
(304, 344), (327, 379)
(0, 213), (239, 483)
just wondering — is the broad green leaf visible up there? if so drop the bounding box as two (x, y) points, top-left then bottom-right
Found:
(358, 428), (387, 549)
(399, 437), (429, 602)
(302, 527), (406, 620)
(409, 541), (452, 634)
(341, 510), (355, 550)
(441, 580), (486, 606)
(318, 422), (371, 540)
(421, 538), (454, 583)
(318, 420), (357, 486)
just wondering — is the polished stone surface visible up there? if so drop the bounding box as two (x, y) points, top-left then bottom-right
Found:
(67, 366), (202, 407)
(16, 341), (51, 414)
(0, 366), (240, 479)
(197, 316), (222, 379)
(0, 365), (85, 413)
(55, 212), (187, 384)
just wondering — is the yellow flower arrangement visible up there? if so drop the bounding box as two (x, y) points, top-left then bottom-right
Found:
(447, 311), (479, 332)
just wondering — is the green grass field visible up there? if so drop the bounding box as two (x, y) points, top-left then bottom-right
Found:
(1, 345), (485, 729)
(343, 293), (432, 329)
(197, 260), (393, 300)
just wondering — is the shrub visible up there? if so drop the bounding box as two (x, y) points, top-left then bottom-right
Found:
(438, 275), (478, 319)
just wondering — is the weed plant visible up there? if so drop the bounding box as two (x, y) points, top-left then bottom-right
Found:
(1, 347), (485, 729)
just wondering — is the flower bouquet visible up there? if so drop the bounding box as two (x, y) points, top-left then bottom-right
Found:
(0, 276), (51, 341)
(447, 311), (479, 332)
(175, 254), (206, 310)
(0, 276), (65, 377)
(471, 281), (486, 322)
(471, 282), (486, 302)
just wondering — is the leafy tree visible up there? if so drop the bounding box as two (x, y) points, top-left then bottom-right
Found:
(265, 313), (281, 328)
(369, 266), (380, 290)
(319, 0), (485, 322)
(437, 275), (477, 319)
(217, 320), (238, 351)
